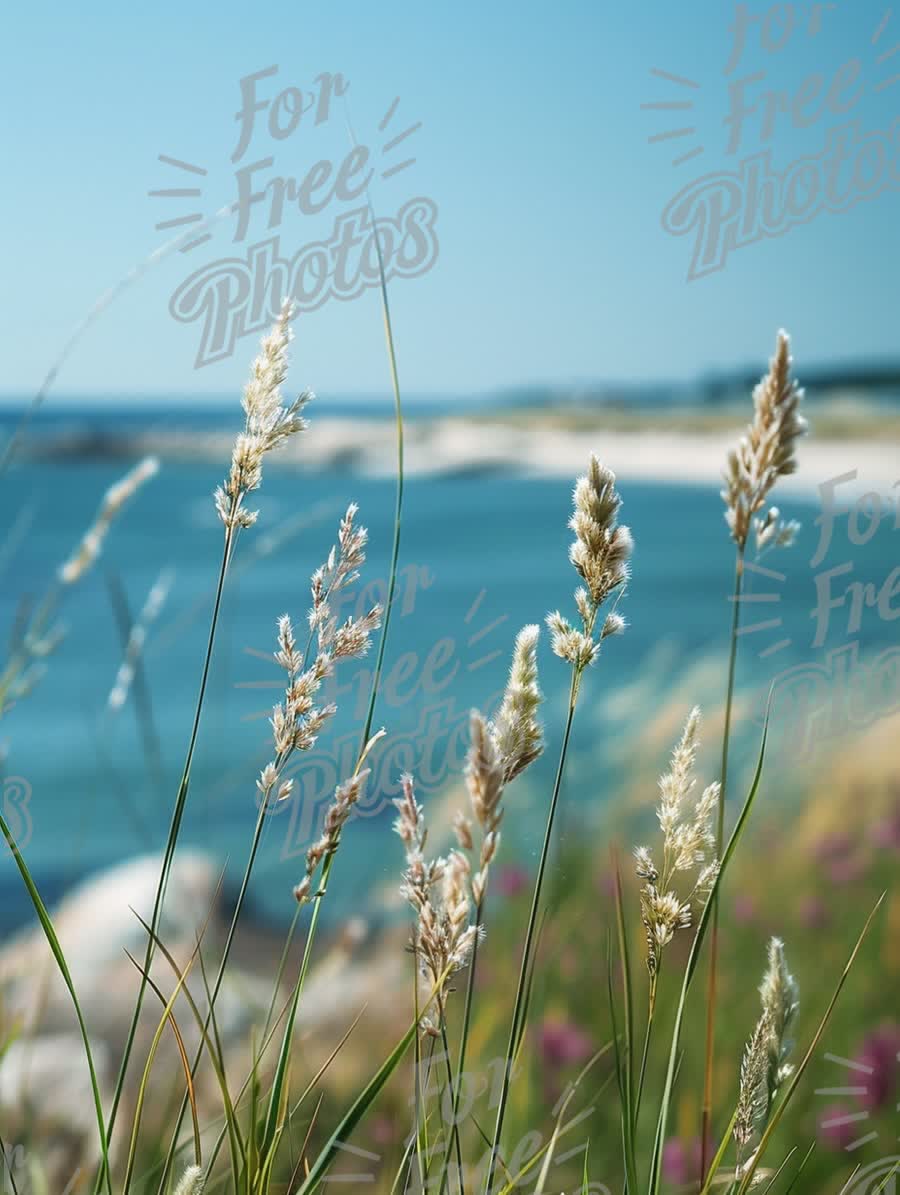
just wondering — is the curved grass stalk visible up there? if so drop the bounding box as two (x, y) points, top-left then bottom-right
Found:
(612, 859), (638, 1193)
(358, 193), (405, 760)
(484, 667), (580, 1193)
(438, 893), (485, 1195)
(0, 1128), (21, 1195)
(128, 898), (247, 1189)
(100, 515), (239, 1182)
(759, 1145), (799, 1193)
(199, 972), (361, 1182)
(162, 536), (381, 1181)
(532, 1049), (610, 1195)
(700, 547), (745, 1183)
(126, 874), (243, 1190)
(697, 1105), (739, 1195)
(634, 975), (658, 1133)
(285, 1091), (325, 1194)
(778, 1142), (816, 1195)
(0, 200), (240, 484)
(0, 811), (112, 1195)
(607, 933), (636, 1195)
(439, 1023), (465, 1194)
(157, 755), (283, 1188)
(491, 1057), (614, 1195)
(121, 946), (202, 1194)
(292, 965), (452, 1195)
(390, 1132), (418, 1195)
(259, 852), (335, 1156)
(205, 194), (406, 1192)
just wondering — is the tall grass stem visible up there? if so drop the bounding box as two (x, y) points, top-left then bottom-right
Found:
(485, 667), (580, 1192)
(700, 548), (744, 1185)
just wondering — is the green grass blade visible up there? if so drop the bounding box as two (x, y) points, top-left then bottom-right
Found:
(124, 954), (201, 1169)
(253, 173), (409, 1191)
(487, 673), (580, 1192)
(761, 1146), (798, 1193)
(613, 855), (638, 1190)
(780, 1142), (815, 1195)
(389, 1131), (418, 1195)
(292, 965), (452, 1195)
(512, 907), (549, 1066)
(606, 934), (635, 1195)
(0, 810), (112, 1195)
(289, 1006), (367, 1119)
(261, 855), (333, 1154)
(121, 940), (201, 1194)
(698, 1105), (739, 1195)
(107, 521), (237, 1190)
(132, 914), (245, 1182)
(292, 1019), (418, 1194)
(872, 1160), (900, 1195)
(533, 1048), (609, 1195)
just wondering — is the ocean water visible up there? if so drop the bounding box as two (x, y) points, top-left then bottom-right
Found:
(1, 447), (897, 931)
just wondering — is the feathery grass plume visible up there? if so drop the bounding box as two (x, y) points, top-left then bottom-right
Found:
(394, 773), (479, 1033)
(293, 769), (370, 904)
(0, 455), (160, 715)
(173, 1165), (205, 1195)
(461, 626), (544, 903)
(107, 566), (173, 712)
(242, 506), (379, 904)
(721, 330), (807, 553)
(486, 457), (631, 1193)
(464, 709), (507, 905)
(546, 455), (631, 672)
(634, 707), (720, 980)
(59, 455), (160, 585)
(102, 308), (315, 1162)
(155, 512), (377, 1185)
(704, 332), (807, 1180)
(492, 624), (544, 783)
(214, 300), (312, 531)
(433, 630), (544, 1188)
(733, 938), (799, 1165)
(758, 936), (799, 1099)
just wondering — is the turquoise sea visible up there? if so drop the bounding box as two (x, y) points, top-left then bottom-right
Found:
(1, 408), (897, 931)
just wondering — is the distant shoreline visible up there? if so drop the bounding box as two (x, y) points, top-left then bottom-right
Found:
(9, 410), (897, 496)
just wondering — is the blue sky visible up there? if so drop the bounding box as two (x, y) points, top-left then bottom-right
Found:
(3, 0), (899, 400)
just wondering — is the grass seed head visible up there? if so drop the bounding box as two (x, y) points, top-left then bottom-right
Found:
(59, 456), (159, 585)
(216, 300), (312, 530)
(548, 455), (631, 671)
(722, 330), (807, 552)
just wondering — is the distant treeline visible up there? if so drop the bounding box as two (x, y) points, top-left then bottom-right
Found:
(497, 362), (900, 412)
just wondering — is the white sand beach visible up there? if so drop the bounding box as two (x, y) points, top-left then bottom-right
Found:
(105, 414), (899, 498)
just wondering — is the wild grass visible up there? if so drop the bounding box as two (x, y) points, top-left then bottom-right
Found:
(0, 317), (892, 1195)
